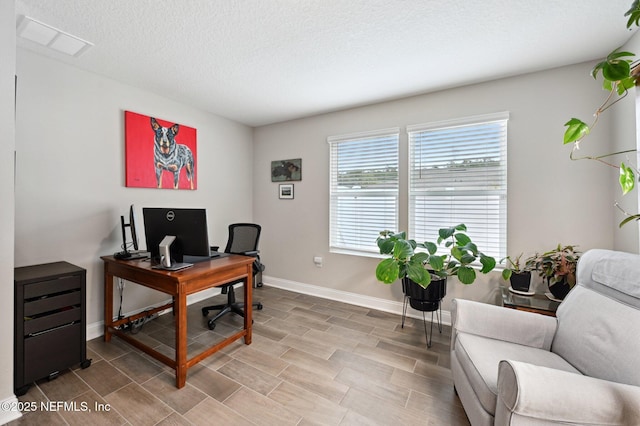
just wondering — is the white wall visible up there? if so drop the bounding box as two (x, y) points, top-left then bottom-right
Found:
(254, 62), (617, 313)
(15, 49), (254, 329)
(0, 1), (21, 424)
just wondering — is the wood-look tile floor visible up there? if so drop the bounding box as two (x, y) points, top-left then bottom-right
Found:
(10, 286), (470, 426)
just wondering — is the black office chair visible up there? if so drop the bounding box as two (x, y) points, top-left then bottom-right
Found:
(202, 223), (264, 330)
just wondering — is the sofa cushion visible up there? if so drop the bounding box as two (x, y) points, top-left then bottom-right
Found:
(455, 332), (581, 416)
(553, 285), (640, 387)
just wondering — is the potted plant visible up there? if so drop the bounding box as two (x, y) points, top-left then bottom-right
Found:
(500, 253), (533, 293)
(375, 224), (497, 288)
(375, 224), (496, 346)
(527, 244), (580, 300)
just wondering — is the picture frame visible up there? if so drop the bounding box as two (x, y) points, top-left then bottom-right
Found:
(271, 158), (302, 182)
(279, 184), (294, 199)
(125, 111), (198, 190)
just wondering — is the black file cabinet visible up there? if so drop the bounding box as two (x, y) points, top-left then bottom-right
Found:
(14, 261), (91, 395)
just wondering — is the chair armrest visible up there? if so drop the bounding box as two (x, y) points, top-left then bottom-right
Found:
(241, 250), (259, 257)
(496, 360), (640, 425)
(451, 299), (557, 350)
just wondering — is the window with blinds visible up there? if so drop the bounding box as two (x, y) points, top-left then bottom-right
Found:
(408, 113), (508, 260)
(328, 128), (399, 254)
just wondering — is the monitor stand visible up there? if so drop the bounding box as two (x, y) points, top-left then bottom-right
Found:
(151, 262), (193, 271)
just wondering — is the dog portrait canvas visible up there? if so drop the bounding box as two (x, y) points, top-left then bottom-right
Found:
(271, 158), (302, 182)
(125, 111), (197, 190)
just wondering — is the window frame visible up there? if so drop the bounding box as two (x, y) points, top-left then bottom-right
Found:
(407, 112), (509, 261)
(328, 127), (400, 256)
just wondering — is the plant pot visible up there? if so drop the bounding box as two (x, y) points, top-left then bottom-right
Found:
(547, 277), (571, 300)
(402, 276), (447, 312)
(509, 271), (531, 292)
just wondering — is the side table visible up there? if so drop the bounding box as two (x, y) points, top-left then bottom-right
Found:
(500, 286), (560, 316)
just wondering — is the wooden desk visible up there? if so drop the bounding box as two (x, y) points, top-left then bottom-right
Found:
(101, 255), (255, 388)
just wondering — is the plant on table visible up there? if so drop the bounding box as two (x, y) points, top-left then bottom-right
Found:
(374, 224), (497, 288)
(527, 244), (581, 295)
(500, 253), (534, 281)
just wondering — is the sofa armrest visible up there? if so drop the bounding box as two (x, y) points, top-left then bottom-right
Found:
(451, 299), (557, 350)
(496, 360), (640, 425)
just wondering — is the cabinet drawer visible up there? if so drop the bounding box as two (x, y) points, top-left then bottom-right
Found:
(24, 306), (82, 335)
(24, 291), (81, 317)
(24, 323), (82, 383)
(24, 275), (81, 299)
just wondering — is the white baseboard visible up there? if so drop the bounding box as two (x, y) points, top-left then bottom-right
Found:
(86, 277), (452, 342)
(263, 275), (452, 326)
(0, 395), (22, 425)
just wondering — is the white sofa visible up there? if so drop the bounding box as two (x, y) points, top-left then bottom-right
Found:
(451, 249), (640, 425)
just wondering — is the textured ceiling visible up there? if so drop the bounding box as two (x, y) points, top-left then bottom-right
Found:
(14, 0), (638, 127)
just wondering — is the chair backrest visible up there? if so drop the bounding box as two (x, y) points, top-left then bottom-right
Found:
(224, 223), (261, 254)
(552, 249), (640, 386)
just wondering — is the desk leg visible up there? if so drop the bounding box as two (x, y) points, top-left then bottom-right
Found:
(104, 265), (113, 343)
(244, 264), (253, 345)
(175, 289), (187, 388)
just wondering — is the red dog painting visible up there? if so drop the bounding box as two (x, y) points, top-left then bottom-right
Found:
(125, 111), (197, 190)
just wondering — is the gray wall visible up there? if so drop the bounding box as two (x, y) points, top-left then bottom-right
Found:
(0, 1), (20, 423)
(14, 49), (255, 335)
(253, 61), (624, 315)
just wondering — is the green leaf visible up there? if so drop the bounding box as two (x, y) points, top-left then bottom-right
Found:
(377, 238), (395, 254)
(602, 60), (631, 82)
(591, 61), (606, 79)
(625, 1), (640, 28)
(459, 253), (477, 265)
(457, 266), (476, 284)
(392, 239), (414, 261)
(620, 162), (635, 195)
(375, 258), (399, 284)
(454, 233), (471, 246)
(410, 251), (430, 265)
(424, 241), (437, 255)
(607, 50), (635, 61)
(620, 214), (640, 227)
(406, 263), (431, 287)
(563, 118), (590, 144)
(427, 255), (444, 271)
(479, 254), (496, 273)
(502, 269), (512, 281)
(438, 226), (455, 240)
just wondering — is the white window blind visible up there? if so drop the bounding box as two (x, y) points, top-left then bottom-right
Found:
(328, 128), (399, 254)
(408, 113), (508, 260)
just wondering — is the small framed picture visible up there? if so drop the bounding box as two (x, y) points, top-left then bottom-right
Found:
(279, 184), (294, 199)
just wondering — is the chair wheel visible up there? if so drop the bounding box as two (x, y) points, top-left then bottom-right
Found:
(257, 303), (263, 310)
(207, 321), (216, 331)
(201, 308), (209, 317)
(256, 282), (263, 288)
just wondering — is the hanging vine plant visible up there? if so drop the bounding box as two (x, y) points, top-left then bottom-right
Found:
(563, 1), (640, 227)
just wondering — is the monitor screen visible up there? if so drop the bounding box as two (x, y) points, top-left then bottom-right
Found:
(143, 208), (210, 263)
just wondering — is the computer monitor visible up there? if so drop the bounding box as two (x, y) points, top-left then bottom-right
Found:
(142, 207), (212, 264)
(120, 204), (139, 252)
(114, 204), (149, 259)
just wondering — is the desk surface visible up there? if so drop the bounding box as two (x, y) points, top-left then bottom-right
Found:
(500, 286), (560, 316)
(102, 254), (255, 388)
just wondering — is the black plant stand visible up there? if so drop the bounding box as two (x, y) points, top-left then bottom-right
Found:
(401, 277), (447, 348)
